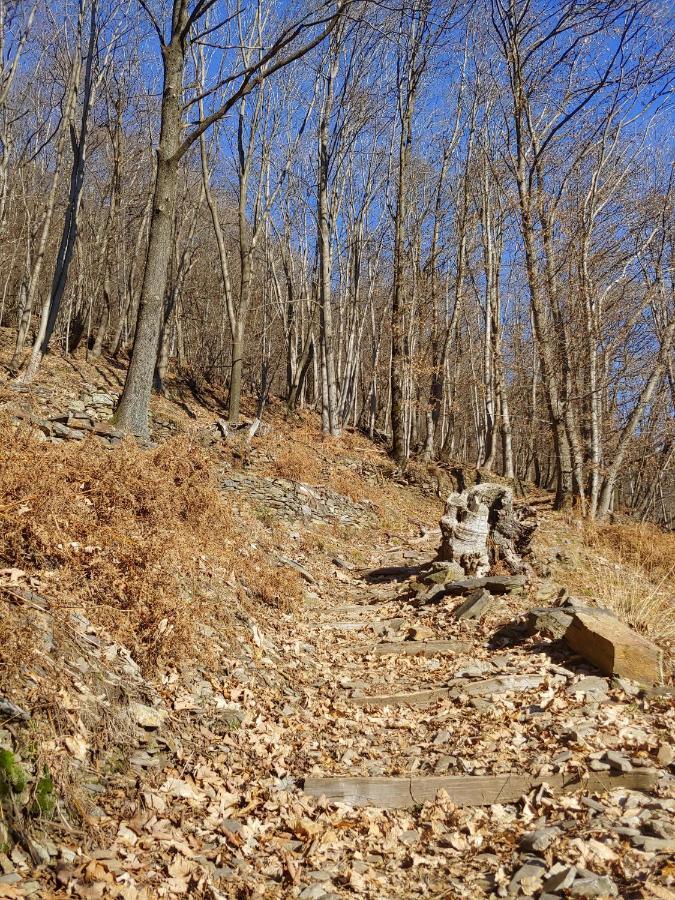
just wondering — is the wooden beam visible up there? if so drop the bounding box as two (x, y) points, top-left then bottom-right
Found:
(302, 770), (658, 810)
(347, 674), (546, 707)
(348, 688), (450, 707)
(371, 640), (472, 657)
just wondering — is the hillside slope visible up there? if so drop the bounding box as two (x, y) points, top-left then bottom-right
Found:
(0, 345), (674, 899)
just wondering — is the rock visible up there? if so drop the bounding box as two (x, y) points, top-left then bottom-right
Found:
(405, 625), (435, 641)
(542, 865), (577, 893)
(567, 676), (610, 699)
(299, 886), (328, 900)
(564, 611), (663, 684)
(508, 859), (546, 894)
(451, 588), (495, 621)
(603, 751), (632, 773)
(612, 676), (641, 697)
(656, 743), (673, 767)
(437, 483), (536, 576)
(526, 607), (573, 639)
(629, 835), (675, 853)
(519, 827), (560, 853)
(569, 875), (618, 897)
(129, 702), (166, 729)
(0, 697), (30, 722)
(67, 413), (93, 431)
(52, 421), (85, 441)
(26, 839), (49, 866)
(581, 798), (605, 814)
(91, 392), (115, 407)
(92, 421), (122, 440)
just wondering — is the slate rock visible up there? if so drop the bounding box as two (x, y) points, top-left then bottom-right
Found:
(567, 676), (610, 698)
(656, 743), (673, 767)
(569, 875), (618, 897)
(452, 587), (495, 621)
(299, 886), (328, 900)
(629, 835), (675, 853)
(508, 858), (546, 893)
(519, 827), (560, 854)
(129, 702), (165, 729)
(603, 751), (632, 773)
(526, 607), (573, 639)
(542, 864), (577, 893)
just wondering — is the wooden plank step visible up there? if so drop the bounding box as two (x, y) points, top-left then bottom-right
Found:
(302, 770), (659, 810)
(372, 640), (472, 657)
(349, 688), (449, 707)
(347, 674), (547, 707)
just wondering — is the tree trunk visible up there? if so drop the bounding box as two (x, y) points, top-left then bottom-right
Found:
(19, 0), (97, 383)
(115, 38), (184, 436)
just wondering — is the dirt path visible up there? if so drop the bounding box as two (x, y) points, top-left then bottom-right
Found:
(189, 537), (673, 899)
(9, 537), (673, 899)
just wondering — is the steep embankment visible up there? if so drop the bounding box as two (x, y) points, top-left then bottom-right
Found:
(0, 348), (674, 899)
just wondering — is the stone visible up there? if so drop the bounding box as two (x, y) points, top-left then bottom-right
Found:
(508, 859), (546, 894)
(519, 827), (560, 853)
(52, 422), (85, 441)
(656, 743), (673, 767)
(67, 414), (93, 431)
(612, 676), (641, 697)
(644, 818), (675, 840)
(129, 702), (165, 729)
(91, 392), (115, 407)
(0, 697), (30, 722)
(569, 875), (618, 897)
(299, 886), (327, 900)
(564, 611), (663, 685)
(567, 676), (610, 699)
(603, 751), (632, 773)
(526, 607), (573, 639)
(405, 625), (435, 641)
(452, 588), (495, 621)
(630, 835), (675, 853)
(542, 865), (577, 893)
(581, 798), (605, 814)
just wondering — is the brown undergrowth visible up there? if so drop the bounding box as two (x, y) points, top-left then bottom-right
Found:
(537, 512), (675, 647)
(0, 416), (303, 674)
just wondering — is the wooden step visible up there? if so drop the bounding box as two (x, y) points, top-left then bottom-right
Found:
(347, 674), (546, 707)
(349, 688), (450, 707)
(371, 640), (472, 657)
(302, 770), (658, 810)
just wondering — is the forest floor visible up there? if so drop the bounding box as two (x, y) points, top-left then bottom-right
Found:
(0, 335), (674, 899)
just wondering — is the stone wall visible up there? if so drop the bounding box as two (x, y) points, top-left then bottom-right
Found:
(221, 473), (374, 526)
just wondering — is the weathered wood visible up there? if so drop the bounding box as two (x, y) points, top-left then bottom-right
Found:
(447, 673), (546, 697)
(372, 640), (472, 658)
(565, 611), (663, 685)
(348, 673), (546, 707)
(348, 688), (450, 708)
(438, 483), (536, 575)
(302, 770), (658, 810)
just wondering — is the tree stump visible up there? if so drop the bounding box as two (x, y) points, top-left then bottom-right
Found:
(437, 483), (536, 576)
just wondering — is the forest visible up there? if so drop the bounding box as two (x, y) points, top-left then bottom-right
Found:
(1, 0), (673, 522)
